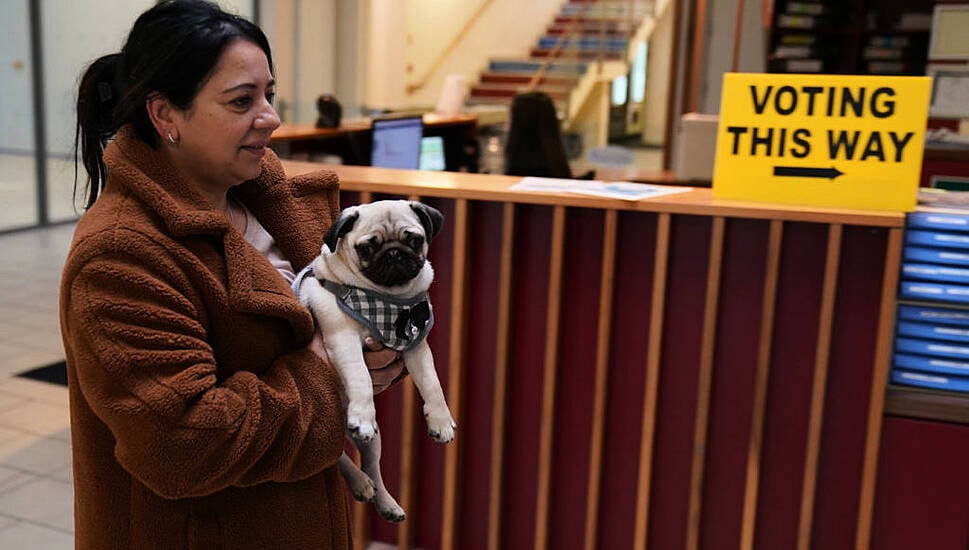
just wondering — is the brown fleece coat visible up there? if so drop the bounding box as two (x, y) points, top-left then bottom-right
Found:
(59, 126), (351, 549)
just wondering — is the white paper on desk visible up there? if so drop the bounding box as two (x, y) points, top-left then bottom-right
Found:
(511, 177), (692, 201)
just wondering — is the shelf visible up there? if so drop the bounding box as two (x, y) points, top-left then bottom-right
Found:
(884, 384), (969, 425)
(768, 0), (934, 75)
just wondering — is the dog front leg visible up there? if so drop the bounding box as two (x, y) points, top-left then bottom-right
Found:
(403, 342), (456, 443)
(356, 432), (406, 523)
(325, 330), (379, 441)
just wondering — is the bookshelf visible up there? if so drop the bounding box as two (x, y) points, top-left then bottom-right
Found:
(768, 0), (935, 75)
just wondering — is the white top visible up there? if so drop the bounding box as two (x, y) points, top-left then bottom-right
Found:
(235, 198), (297, 284)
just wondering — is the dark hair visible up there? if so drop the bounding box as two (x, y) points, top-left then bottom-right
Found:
(74, 0), (273, 209)
(503, 91), (572, 179)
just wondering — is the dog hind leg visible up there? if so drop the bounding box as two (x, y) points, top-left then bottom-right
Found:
(338, 451), (376, 503)
(357, 431), (406, 522)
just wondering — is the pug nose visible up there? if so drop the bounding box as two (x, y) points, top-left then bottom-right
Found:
(386, 249), (401, 259)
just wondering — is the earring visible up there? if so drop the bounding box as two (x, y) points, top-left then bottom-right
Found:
(167, 130), (177, 146)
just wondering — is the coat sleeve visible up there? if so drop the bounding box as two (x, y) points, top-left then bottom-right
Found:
(62, 238), (347, 500)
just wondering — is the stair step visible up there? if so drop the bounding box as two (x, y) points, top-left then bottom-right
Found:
(560, 2), (652, 18)
(480, 72), (579, 86)
(470, 82), (571, 100)
(546, 24), (630, 36)
(537, 35), (629, 50)
(553, 15), (632, 25)
(487, 58), (588, 76)
(466, 95), (567, 111)
(530, 48), (625, 60)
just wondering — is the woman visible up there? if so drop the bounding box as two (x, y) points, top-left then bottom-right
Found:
(503, 90), (574, 179)
(62, 2), (390, 548)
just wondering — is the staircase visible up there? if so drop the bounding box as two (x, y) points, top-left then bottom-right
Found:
(467, 1), (653, 115)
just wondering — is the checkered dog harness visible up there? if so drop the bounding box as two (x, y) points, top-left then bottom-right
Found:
(293, 266), (433, 352)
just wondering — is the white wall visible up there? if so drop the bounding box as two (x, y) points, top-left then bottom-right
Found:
(699, 0), (765, 114)
(642, 0), (674, 145)
(32, 0), (253, 157)
(361, 0), (561, 110)
(0, 1), (33, 152)
(41, 0), (155, 156)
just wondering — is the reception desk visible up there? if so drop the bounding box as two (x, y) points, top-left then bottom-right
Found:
(280, 161), (968, 550)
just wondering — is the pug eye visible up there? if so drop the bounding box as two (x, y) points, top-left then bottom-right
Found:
(355, 237), (378, 259)
(405, 233), (424, 252)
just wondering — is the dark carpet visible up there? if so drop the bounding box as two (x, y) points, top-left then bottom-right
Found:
(17, 360), (68, 386)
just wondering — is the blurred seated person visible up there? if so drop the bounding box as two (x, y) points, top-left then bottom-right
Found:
(504, 91), (594, 179)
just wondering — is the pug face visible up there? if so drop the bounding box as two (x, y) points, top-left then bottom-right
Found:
(324, 200), (443, 288)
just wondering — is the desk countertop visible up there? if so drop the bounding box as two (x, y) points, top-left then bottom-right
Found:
(280, 160), (905, 228)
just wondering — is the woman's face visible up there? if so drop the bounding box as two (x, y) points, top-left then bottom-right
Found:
(171, 39), (280, 199)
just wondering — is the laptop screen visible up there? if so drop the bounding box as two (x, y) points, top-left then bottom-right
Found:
(370, 116), (423, 169)
(419, 136), (446, 171)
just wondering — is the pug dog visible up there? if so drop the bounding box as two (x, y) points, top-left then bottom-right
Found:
(294, 199), (456, 523)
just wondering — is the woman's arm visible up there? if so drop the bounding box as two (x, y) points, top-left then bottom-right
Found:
(63, 243), (346, 500)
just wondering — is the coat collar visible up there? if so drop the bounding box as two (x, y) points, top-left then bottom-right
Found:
(103, 126), (313, 326)
(105, 125), (289, 239)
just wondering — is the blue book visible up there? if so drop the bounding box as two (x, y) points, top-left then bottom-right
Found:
(901, 262), (969, 283)
(903, 246), (969, 266)
(896, 321), (969, 342)
(907, 211), (969, 232)
(899, 281), (969, 303)
(894, 353), (969, 376)
(905, 229), (969, 249)
(895, 336), (969, 359)
(897, 305), (969, 326)
(891, 369), (969, 392)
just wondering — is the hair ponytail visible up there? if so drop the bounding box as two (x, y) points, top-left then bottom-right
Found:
(74, 53), (123, 209)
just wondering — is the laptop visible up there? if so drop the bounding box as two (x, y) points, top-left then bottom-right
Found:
(370, 116), (423, 169)
(419, 136), (446, 171)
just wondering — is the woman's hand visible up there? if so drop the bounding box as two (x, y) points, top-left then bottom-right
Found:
(362, 337), (398, 369)
(363, 337), (407, 394)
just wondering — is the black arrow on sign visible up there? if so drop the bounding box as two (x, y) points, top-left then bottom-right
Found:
(773, 166), (844, 180)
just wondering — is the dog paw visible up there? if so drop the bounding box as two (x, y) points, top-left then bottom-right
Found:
(425, 408), (457, 444)
(347, 402), (378, 442)
(376, 500), (406, 523)
(348, 473), (376, 503)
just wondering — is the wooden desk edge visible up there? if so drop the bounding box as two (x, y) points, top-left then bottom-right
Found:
(280, 160), (906, 228)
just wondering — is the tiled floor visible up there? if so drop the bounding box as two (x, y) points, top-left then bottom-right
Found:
(0, 222), (76, 549)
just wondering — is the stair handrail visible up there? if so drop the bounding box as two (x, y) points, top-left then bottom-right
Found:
(406, 0), (496, 95)
(525, 1), (596, 92)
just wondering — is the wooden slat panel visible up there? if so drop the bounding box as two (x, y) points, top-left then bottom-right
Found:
(396, 193), (423, 550)
(353, 189), (374, 549)
(855, 227), (903, 550)
(797, 223), (843, 550)
(583, 209), (619, 550)
(686, 216), (726, 550)
(740, 220), (784, 550)
(488, 202), (516, 550)
(351, 449), (370, 550)
(633, 213), (672, 550)
(441, 199), (470, 550)
(397, 383), (418, 550)
(534, 206), (567, 550)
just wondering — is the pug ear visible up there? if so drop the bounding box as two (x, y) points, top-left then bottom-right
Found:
(323, 208), (359, 252)
(409, 202), (443, 241)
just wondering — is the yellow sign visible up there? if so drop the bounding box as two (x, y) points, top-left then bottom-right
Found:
(712, 73), (932, 211)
